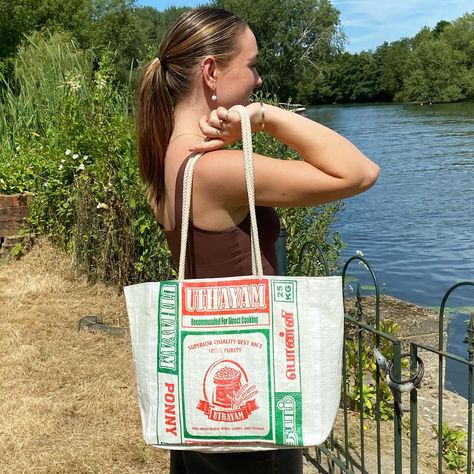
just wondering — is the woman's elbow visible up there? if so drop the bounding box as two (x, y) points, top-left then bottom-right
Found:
(359, 162), (380, 191)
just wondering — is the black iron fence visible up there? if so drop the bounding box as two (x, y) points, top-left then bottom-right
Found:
(280, 236), (474, 473)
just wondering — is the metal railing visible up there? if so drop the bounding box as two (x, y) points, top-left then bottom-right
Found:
(279, 236), (474, 473)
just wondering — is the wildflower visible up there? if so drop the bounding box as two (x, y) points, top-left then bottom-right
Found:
(59, 164), (63, 170)
(65, 149), (71, 155)
(61, 159), (65, 164)
(83, 155), (89, 160)
(355, 250), (364, 257)
(72, 153), (79, 159)
(16, 145), (20, 152)
(65, 73), (81, 92)
(96, 203), (109, 210)
(95, 73), (107, 90)
(78, 163), (85, 171)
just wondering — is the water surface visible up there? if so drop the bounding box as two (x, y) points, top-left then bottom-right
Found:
(307, 102), (474, 395)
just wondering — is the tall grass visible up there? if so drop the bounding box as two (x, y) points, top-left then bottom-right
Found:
(0, 31), (89, 152)
(0, 30), (174, 285)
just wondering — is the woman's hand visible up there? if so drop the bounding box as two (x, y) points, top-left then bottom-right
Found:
(189, 103), (261, 153)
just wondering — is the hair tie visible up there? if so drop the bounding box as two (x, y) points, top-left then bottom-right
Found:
(157, 54), (167, 71)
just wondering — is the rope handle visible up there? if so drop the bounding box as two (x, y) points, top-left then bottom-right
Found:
(178, 105), (263, 280)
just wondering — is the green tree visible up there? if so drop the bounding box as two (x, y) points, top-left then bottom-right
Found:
(212, 0), (344, 101)
(89, 0), (144, 83)
(400, 36), (468, 102)
(0, 0), (94, 59)
(316, 51), (380, 103)
(374, 39), (411, 101)
(441, 13), (474, 69)
(432, 20), (451, 38)
(0, 0), (146, 85)
(133, 6), (190, 55)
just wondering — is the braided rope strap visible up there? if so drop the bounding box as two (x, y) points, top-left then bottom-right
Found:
(178, 104), (263, 280)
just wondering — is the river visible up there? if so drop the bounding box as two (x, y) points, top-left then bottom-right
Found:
(306, 102), (474, 397)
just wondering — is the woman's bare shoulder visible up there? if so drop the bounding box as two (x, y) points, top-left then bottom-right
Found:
(193, 149), (257, 206)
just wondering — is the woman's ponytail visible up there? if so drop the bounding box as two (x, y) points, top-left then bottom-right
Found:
(137, 58), (174, 217)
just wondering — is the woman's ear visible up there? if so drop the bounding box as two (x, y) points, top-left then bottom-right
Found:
(201, 56), (217, 92)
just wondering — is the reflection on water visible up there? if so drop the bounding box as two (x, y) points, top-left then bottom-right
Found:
(307, 102), (474, 397)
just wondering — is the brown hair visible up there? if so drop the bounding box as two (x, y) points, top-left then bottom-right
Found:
(137, 7), (247, 215)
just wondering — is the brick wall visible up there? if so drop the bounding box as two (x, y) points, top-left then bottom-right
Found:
(0, 193), (33, 239)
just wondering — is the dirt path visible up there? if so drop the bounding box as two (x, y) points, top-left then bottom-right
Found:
(0, 241), (168, 473)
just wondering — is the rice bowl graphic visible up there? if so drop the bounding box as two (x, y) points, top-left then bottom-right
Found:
(196, 359), (259, 422)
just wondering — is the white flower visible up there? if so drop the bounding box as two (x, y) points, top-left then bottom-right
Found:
(65, 73), (81, 92)
(83, 155), (89, 160)
(96, 202), (109, 210)
(72, 153), (79, 159)
(59, 164), (63, 170)
(95, 73), (107, 90)
(78, 163), (85, 171)
(16, 146), (20, 152)
(61, 159), (65, 163)
(65, 149), (71, 155)
(355, 250), (364, 257)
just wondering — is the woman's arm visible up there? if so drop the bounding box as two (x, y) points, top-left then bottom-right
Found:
(190, 103), (380, 208)
(262, 104), (379, 190)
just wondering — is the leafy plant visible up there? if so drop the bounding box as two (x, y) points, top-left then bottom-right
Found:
(433, 422), (468, 471)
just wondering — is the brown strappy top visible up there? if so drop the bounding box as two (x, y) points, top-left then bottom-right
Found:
(164, 155), (280, 279)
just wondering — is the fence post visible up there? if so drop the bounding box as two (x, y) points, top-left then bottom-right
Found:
(410, 344), (418, 474)
(392, 341), (403, 473)
(465, 313), (474, 474)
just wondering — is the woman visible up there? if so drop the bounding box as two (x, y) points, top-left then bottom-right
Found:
(137, 7), (379, 474)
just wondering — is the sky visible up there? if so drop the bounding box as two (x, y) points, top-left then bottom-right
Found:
(137, 0), (473, 52)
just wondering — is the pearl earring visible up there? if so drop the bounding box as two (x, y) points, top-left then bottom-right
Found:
(211, 93), (217, 101)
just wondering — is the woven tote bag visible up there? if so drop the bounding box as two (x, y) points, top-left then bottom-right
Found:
(124, 105), (344, 452)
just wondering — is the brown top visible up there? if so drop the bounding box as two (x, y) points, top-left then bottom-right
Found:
(164, 155), (280, 279)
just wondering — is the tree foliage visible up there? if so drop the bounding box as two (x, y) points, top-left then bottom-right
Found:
(0, 0), (148, 85)
(318, 12), (474, 104)
(212, 0), (345, 100)
(0, 2), (472, 104)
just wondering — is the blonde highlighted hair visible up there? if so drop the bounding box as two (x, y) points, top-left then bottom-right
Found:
(137, 7), (247, 215)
